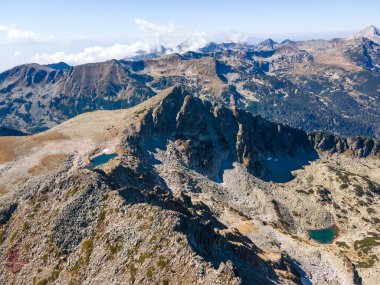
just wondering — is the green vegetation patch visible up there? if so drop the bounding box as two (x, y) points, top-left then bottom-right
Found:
(157, 256), (167, 270)
(105, 236), (123, 260)
(35, 278), (48, 285)
(336, 241), (349, 249)
(146, 265), (155, 278)
(129, 263), (137, 284)
(354, 234), (380, 268)
(138, 252), (152, 264)
(353, 185), (365, 197)
(339, 183), (348, 190)
(134, 108), (147, 117)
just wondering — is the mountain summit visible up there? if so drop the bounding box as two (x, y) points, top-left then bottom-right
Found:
(350, 25), (380, 42)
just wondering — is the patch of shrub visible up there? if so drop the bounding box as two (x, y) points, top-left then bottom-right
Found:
(336, 241), (349, 249)
(105, 236), (123, 260)
(97, 210), (106, 224)
(36, 278), (48, 285)
(138, 252), (152, 264)
(82, 239), (94, 265)
(129, 263), (137, 284)
(354, 185), (364, 197)
(339, 184), (348, 189)
(356, 254), (379, 268)
(367, 208), (376, 215)
(48, 269), (61, 282)
(354, 236), (380, 254)
(146, 266), (155, 278)
(157, 256), (167, 269)
(22, 222), (30, 233)
(371, 217), (380, 224)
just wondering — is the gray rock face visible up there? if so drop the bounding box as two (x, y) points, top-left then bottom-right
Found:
(309, 131), (380, 157)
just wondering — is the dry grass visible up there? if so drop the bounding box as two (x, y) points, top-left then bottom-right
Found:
(30, 131), (69, 143)
(28, 153), (67, 176)
(0, 186), (6, 196)
(235, 221), (257, 235)
(0, 132), (69, 164)
(0, 137), (18, 163)
(314, 54), (362, 72)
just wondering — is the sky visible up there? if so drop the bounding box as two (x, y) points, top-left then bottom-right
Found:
(0, 0), (379, 71)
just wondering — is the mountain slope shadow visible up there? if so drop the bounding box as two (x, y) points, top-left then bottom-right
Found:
(262, 151), (319, 183)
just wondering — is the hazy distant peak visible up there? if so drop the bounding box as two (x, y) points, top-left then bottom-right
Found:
(45, 62), (71, 70)
(350, 25), (380, 42)
(256, 38), (278, 50)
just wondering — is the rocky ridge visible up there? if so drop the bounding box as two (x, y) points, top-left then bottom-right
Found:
(0, 87), (379, 284)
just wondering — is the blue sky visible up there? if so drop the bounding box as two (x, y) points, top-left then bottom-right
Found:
(0, 0), (379, 70)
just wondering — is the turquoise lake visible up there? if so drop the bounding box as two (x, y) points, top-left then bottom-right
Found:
(86, 153), (117, 170)
(308, 225), (339, 244)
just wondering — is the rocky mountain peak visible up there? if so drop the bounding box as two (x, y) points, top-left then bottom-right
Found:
(350, 25), (380, 43)
(256, 38), (278, 50)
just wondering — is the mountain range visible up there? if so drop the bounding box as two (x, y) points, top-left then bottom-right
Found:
(0, 26), (379, 138)
(0, 26), (380, 285)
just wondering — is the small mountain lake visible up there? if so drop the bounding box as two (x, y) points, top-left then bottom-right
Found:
(86, 153), (117, 170)
(308, 225), (339, 244)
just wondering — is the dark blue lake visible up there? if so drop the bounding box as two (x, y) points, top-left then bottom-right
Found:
(308, 225), (339, 244)
(86, 153), (117, 170)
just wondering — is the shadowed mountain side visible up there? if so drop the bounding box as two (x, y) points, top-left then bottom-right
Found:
(0, 127), (28, 136)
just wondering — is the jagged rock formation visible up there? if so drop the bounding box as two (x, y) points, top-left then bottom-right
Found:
(0, 26), (380, 138)
(0, 87), (379, 284)
(309, 131), (380, 157)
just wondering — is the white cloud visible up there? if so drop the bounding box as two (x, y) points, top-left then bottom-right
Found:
(0, 24), (38, 42)
(225, 31), (249, 43)
(30, 19), (248, 66)
(31, 19), (210, 65)
(32, 42), (158, 64)
(134, 19), (176, 36)
(13, 51), (21, 57)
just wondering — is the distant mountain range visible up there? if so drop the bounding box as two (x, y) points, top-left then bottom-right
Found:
(0, 25), (379, 138)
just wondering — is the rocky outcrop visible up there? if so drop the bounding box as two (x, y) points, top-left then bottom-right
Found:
(309, 131), (380, 157)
